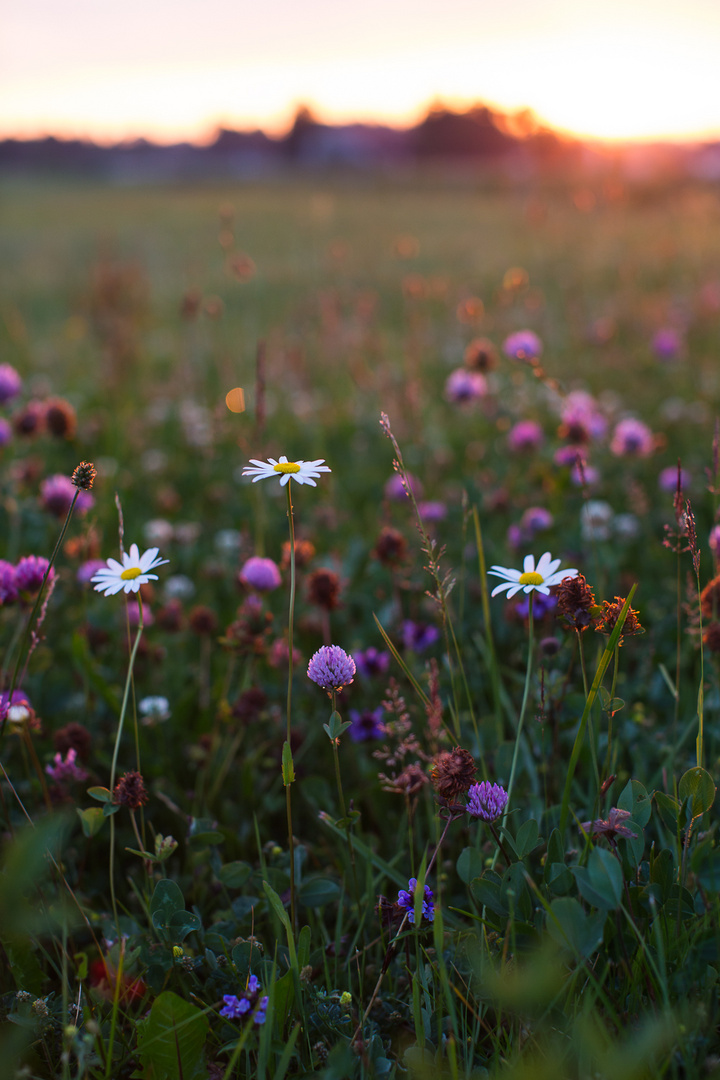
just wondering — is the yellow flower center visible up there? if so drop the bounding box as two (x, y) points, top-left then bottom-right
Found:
(121, 567), (143, 580)
(273, 461), (301, 474)
(519, 571), (544, 586)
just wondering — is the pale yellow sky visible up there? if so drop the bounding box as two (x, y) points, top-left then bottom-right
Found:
(3, 0), (720, 143)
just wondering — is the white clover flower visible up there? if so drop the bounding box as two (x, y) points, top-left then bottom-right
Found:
(139, 696), (171, 725)
(241, 455), (331, 487)
(91, 544), (169, 597)
(488, 551), (578, 599)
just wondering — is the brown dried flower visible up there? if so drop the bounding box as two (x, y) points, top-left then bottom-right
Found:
(45, 398), (77, 439)
(188, 605), (218, 636)
(54, 722), (92, 762)
(71, 461), (97, 491)
(700, 576), (720, 621)
(431, 746), (476, 801)
(595, 597), (643, 647)
(381, 762), (428, 797)
(556, 573), (598, 632)
(306, 568), (341, 610)
(373, 526), (407, 566)
(463, 337), (498, 372)
(281, 538), (316, 569)
(703, 621), (720, 653)
(113, 771), (149, 811)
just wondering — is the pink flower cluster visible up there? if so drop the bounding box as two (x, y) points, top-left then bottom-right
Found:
(0, 555), (55, 605)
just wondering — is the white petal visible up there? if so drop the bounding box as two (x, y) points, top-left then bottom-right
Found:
(280, 474), (291, 486)
(127, 543), (140, 563)
(533, 552), (553, 576)
(104, 558), (124, 574)
(523, 554), (536, 573)
(505, 584), (526, 598)
(138, 547), (160, 571)
(490, 580), (516, 596)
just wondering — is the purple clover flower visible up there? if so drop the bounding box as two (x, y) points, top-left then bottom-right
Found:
(77, 559), (107, 584)
(355, 647), (390, 678)
(15, 555), (54, 600)
(348, 707), (386, 742)
(307, 645), (356, 692)
(402, 620), (440, 652)
(652, 327), (683, 361)
(610, 417), (654, 458)
(397, 878), (434, 923)
(507, 419), (544, 453)
(384, 472), (423, 502)
(40, 474), (94, 519)
(554, 445), (586, 468)
(239, 556), (282, 592)
(418, 501), (447, 522)
(45, 748), (89, 785)
(515, 593), (557, 619)
(659, 466), (691, 492)
(467, 781), (509, 822)
(0, 560), (18, 605)
(0, 363), (22, 405)
(444, 368), (487, 404)
(502, 330), (542, 364)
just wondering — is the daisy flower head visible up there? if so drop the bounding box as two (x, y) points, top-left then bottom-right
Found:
(91, 543), (169, 597)
(241, 455), (331, 487)
(488, 551), (578, 600)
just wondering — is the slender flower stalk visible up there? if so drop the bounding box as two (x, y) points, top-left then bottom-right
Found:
(2, 471), (92, 737)
(239, 451), (331, 935)
(108, 597), (145, 931)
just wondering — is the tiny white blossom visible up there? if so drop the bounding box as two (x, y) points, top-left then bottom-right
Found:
(91, 543), (169, 597)
(488, 551), (578, 600)
(241, 455), (331, 487)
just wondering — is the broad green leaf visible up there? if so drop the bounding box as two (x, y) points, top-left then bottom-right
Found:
(150, 879), (185, 928)
(547, 897), (606, 958)
(514, 818), (540, 859)
(457, 847), (484, 885)
(218, 861), (252, 890)
(617, 779), (652, 827)
(136, 990), (208, 1080)
(679, 767), (716, 818)
(77, 807), (106, 838)
(297, 876), (341, 907)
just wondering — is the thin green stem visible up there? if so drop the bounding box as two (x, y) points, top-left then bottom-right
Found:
(2, 488), (80, 738)
(503, 593), (535, 827)
(284, 480), (297, 937)
(109, 596), (145, 933)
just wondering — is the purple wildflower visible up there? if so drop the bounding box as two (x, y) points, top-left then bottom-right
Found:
(45, 748), (89, 785)
(579, 807), (638, 842)
(384, 472), (423, 502)
(444, 368), (487, 404)
(659, 466), (690, 492)
(418, 500), (447, 522)
(652, 327), (683, 361)
(0, 418), (12, 447)
(570, 461), (600, 487)
(502, 329), (542, 364)
(0, 363), (22, 405)
(355, 647), (391, 678)
(521, 507), (553, 534)
(515, 593), (557, 619)
(402, 620), (440, 652)
(397, 877), (434, 923)
(610, 417), (654, 458)
(554, 445), (586, 468)
(40, 474), (94, 519)
(709, 525), (720, 554)
(348, 707), (386, 742)
(0, 560), (18, 605)
(239, 556), (282, 592)
(77, 559), (107, 585)
(507, 419), (544, 453)
(467, 781), (509, 822)
(219, 976), (269, 1025)
(307, 645), (356, 692)
(15, 555), (54, 600)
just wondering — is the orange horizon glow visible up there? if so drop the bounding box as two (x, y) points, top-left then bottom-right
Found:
(3, 1), (720, 148)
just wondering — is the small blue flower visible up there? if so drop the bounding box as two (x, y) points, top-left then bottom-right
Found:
(397, 877), (434, 923)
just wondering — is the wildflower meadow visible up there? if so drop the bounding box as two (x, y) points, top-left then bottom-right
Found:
(3, 172), (720, 1078)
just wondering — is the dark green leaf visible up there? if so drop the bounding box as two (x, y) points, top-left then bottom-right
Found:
(679, 767), (716, 818)
(136, 990), (208, 1080)
(457, 846), (484, 885)
(617, 779), (652, 827)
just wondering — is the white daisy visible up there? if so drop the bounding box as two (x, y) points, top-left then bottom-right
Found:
(241, 455), (331, 487)
(91, 543), (169, 597)
(488, 551), (578, 599)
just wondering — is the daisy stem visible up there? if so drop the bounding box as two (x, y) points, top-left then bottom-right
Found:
(284, 481), (297, 937)
(502, 593), (534, 833)
(109, 596), (144, 933)
(2, 488), (79, 738)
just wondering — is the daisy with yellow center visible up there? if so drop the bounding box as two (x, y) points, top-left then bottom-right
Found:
(241, 455), (331, 487)
(91, 543), (169, 597)
(488, 551), (578, 599)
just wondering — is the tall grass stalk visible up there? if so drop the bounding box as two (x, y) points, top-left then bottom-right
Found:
(284, 480), (298, 936)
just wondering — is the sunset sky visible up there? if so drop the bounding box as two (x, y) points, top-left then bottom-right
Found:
(3, 0), (720, 144)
